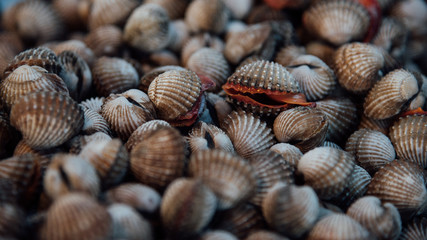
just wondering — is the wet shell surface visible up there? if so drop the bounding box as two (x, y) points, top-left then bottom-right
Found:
(88, 0), (139, 30)
(188, 149), (256, 210)
(364, 69), (420, 120)
(186, 121), (234, 153)
(185, 0), (229, 34)
(125, 119), (171, 152)
(107, 204), (153, 240)
(84, 25), (123, 57)
(221, 110), (275, 159)
(10, 91), (84, 149)
(389, 114), (426, 169)
(105, 183), (161, 213)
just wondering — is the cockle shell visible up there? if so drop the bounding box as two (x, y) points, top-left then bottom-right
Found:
(81, 106), (111, 135)
(107, 204), (153, 240)
(269, 143), (303, 170)
(303, 0), (370, 46)
(345, 128), (396, 173)
(50, 40), (96, 67)
(139, 65), (186, 92)
(10, 91), (84, 149)
(364, 69), (421, 120)
(245, 230), (289, 240)
(84, 25), (123, 57)
(399, 217), (427, 240)
(222, 0), (253, 20)
(67, 132), (112, 155)
(305, 41), (336, 67)
(358, 113), (395, 135)
(389, 114), (426, 169)
(105, 183), (161, 213)
(167, 20), (190, 53)
(188, 149), (256, 210)
(298, 147), (356, 199)
(145, 0), (190, 20)
(0, 203), (27, 239)
(274, 106), (328, 153)
(186, 121), (234, 153)
(200, 230), (238, 240)
(52, 0), (86, 30)
(124, 4), (171, 52)
(92, 57), (139, 97)
(221, 110), (275, 159)
(275, 45), (306, 67)
(347, 196), (402, 240)
(130, 126), (186, 190)
(262, 182), (320, 238)
(79, 97), (105, 114)
(286, 54), (336, 101)
(88, 0), (139, 30)
(125, 120), (171, 152)
(373, 17), (408, 61)
(181, 33), (225, 67)
(40, 193), (112, 240)
(43, 154), (100, 200)
(160, 178), (217, 238)
(184, 0), (229, 34)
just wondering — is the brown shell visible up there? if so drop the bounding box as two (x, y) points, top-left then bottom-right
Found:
(125, 120), (171, 152)
(168, 19), (190, 53)
(345, 128), (396, 173)
(88, 0), (139, 30)
(245, 230), (289, 240)
(67, 132), (112, 155)
(373, 17), (408, 61)
(333, 43), (385, 93)
(399, 217), (427, 240)
(107, 204), (153, 240)
(85, 25), (123, 57)
(80, 97), (105, 114)
(130, 126), (186, 190)
(161, 178), (217, 238)
(389, 114), (426, 169)
(145, 0), (190, 20)
(305, 41), (336, 67)
(222, 110), (275, 159)
(105, 183), (161, 213)
(358, 113), (395, 135)
(186, 121), (234, 153)
(92, 57), (139, 97)
(80, 106), (111, 135)
(347, 196), (402, 240)
(275, 45), (306, 67)
(269, 143), (303, 170)
(10, 91), (84, 149)
(188, 149), (257, 210)
(139, 65), (185, 92)
(297, 147), (356, 200)
(50, 40), (96, 67)
(303, 0), (370, 46)
(52, 0), (85, 30)
(40, 193), (112, 240)
(184, 0), (229, 34)
(123, 3), (171, 52)
(181, 33), (224, 67)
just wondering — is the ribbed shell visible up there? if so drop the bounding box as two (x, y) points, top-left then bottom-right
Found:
(186, 121), (234, 153)
(358, 113), (395, 135)
(40, 193), (112, 240)
(221, 110), (275, 159)
(373, 17), (408, 61)
(286, 55), (336, 101)
(130, 126), (186, 190)
(347, 196), (402, 240)
(161, 178), (217, 238)
(125, 120), (171, 152)
(81, 107), (110, 135)
(366, 160), (427, 219)
(389, 114), (426, 169)
(274, 107), (328, 152)
(105, 183), (161, 213)
(80, 97), (105, 114)
(399, 217), (427, 240)
(269, 143), (303, 170)
(92, 57), (139, 97)
(275, 45), (306, 67)
(345, 128), (396, 173)
(124, 4), (171, 52)
(307, 213), (371, 240)
(52, 0), (85, 29)
(88, 0), (139, 30)
(298, 147), (356, 199)
(245, 230), (289, 240)
(51, 40), (96, 67)
(139, 65), (185, 92)
(107, 204), (153, 240)
(148, 69), (201, 120)
(184, 0), (229, 34)
(333, 42), (384, 93)
(303, 0), (370, 46)
(145, 0), (190, 19)
(181, 33), (224, 67)
(332, 165), (371, 208)
(85, 25), (123, 57)
(364, 69), (420, 120)
(188, 149), (256, 210)
(262, 183), (320, 238)
(10, 91), (83, 149)
(305, 41), (336, 67)
(200, 231), (238, 240)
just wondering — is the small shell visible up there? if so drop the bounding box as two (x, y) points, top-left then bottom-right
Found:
(85, 25), (123, 57)
(399, 217), (427, 240)
(80, 97), (105, 114)
(373, 17), (408, 61)
(107, 204), (153, 240)
(50, 40), (96, 66)
(105, 183), (161, 213)
(345, 128), (396, 173)
(286, 55), (336, 101)
(40, 193), (112, 240)
(201, 230), (238, 240)
(347, 196), (402, 240)
(43, 154), (100, 200)
(181, 33), (225, 67)
(145, 0), (190, 20)
(297, 147), (356, 200)
(262, 182), (320, 238)
(274, 106), (328, 153)
(92, 57), (139, 97)
(303, 0), (370, 45)
(130, 126), (186, 190)
(88, 0), (139, 30)
(188, 149), (256, 210)
(366, 160), (427, 220)
(245, 230), (289, 240)
(81, 106), (111, 135)
(307, 213), (371, 240)
(186, 121), (234, 153)
(123, 3), (171, 52)
(364, 69), (420, 120)
(125, 120), (171, 152)
(184, 0), (229, 34)
(221, 110), (275, 159)
(389, 114), (427, 169)
(10, 91), (84, 149)
(161, 178), (217, 238)
(269, 143), (303, 170)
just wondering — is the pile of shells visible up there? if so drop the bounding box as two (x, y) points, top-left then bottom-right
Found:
(0, 0), (426, 239)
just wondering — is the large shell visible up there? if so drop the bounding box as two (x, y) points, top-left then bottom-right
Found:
(10, 91), (84, 149)
(347, 196), (402, 240)
(130, 126), (186, 190)
(184, 0), (229, 34)
(345, 128), (396, 173)
(186, 121), (234, 153)
(125, 120), (171, 152)
(85, 25), (123, 57)
(92, 57), (139, 97)
(297, 147), (356, 199)
(262, 182), (320, 238)
(88, 0), (139, 30)
(221, 110), (275, 159)
(160, 178), (217, 238)
(107, 204), (153, 240)
(123, 3), (171, 52)
(303, 0), (370, 46)
(389, 114), (426, 169)
(333, 42), (385, 93)
(188, 149), (256, 210)
(269, 143), (303, 170)
(364, 69), (420, 120)
(105, 183), (161, 213)
(366, 160), (427, 220)
(273, 106), (328, 153)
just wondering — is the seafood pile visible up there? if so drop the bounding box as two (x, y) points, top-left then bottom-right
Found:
(0, 0), (426, 239)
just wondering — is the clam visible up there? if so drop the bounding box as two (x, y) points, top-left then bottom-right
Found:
(275, 45), (306, 67)
(184, 0), (229, 34)
(188, 149), (256, 210)
(245, 230), (289, 240)
(10, 91), (84, 149)
(200, 230), (238, 240)
(186, 121), (234, 153)
(50, 40), (96, 66)
(67, 132), (112, 155)
(126, 120), (171, 152)
(81, 106), (111, 135)
(399, 217), (427, 240)
(84, 25), (123, 57)
(80, 97), (105, 114)
(139, 65), (186, 92)
(373, 17), (408, 61)
(0, 203), (27, 239)
(269, 143), (303, 170)
(358, 113), (395, 135)
(107, 204), (153, 240)
(88, 0), (139, 30)
(181, 33), (224, 67)
(222, 0), (253, 20)
(145, 0), (190, 20)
